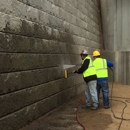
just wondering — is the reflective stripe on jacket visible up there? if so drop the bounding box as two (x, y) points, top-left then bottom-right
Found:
(83, 56), (96, 78)
(93, 58), (108, 78)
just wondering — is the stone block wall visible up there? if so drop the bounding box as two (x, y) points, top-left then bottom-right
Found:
(0, 0), (100, 129)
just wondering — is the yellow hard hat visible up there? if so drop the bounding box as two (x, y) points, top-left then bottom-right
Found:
(93, 51), (100, 56)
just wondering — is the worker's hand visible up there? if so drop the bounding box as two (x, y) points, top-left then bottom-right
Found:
(72, 70), (75, 73)
(72, 70), (77, 73)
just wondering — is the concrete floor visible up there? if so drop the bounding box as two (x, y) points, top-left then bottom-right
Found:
(20, 82), (130, 130)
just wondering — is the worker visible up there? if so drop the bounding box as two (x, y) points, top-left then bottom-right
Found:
(92, 50), (114, 109)
(73, 50), (99, 110)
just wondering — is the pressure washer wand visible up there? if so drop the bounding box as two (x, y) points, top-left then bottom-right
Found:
(62, 64), (77, 78)
(109, 67), (113, 72)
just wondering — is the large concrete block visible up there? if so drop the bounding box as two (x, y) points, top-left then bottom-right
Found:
(78, 20), (87, 31)
(69, 15), (77, 25)
(77, 3), (86, 15)
(78, 11), (86, 22)
(0, 67), (63, 94)
(80, 29), (86, 38)
(26, 0), (47, 11)
(77, 0), (85, 6)
(0, 12), (21, 32)
(65, 0), (78, 8)
(12, 1), (29, 20)
(0, 0), (12, 14)
(38, 10), (50, 25)
(0, 53), (65, 73)
(48, 15), (63, 29)
(58, 0), (66, 8)
(47, 0), (59, 6)
(59, 8), (67, 20)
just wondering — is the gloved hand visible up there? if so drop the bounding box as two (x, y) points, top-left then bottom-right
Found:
(72, 70), (78, 73)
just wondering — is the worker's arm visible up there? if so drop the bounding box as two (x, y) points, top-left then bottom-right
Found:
(107, 60), (114, 67)
(74, 59), (89, 74)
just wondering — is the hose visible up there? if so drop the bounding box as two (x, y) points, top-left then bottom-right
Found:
(76, 97), (87, 130)
(109, 67), (130, 130)
(75, 67), (130, 130)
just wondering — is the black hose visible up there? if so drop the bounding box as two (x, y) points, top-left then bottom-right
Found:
(109, 67), (130, 130)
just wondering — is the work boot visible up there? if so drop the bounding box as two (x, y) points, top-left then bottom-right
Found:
(91, 106), (98, 110)
(104, 106), (110, 109)
(81, 104), (91, 108)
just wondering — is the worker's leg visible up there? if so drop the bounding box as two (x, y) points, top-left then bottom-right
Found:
(97, 82), (101, 102)
(100, 81), (109, 107)
(85, 83), (91, 106)
(88, 80), (99, 107)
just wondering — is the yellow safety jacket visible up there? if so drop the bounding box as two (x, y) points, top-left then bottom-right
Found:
(83, 56), (96, 78)
(93, 58), (108, 78)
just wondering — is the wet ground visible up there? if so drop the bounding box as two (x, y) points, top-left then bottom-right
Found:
(20, 83), (130, 130)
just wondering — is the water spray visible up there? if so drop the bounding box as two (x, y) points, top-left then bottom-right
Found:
(62, 64), (76, 78)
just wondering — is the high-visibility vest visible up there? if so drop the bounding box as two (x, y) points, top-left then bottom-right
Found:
(93, 58), (108, 78)
(83, 56), (96, 78)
